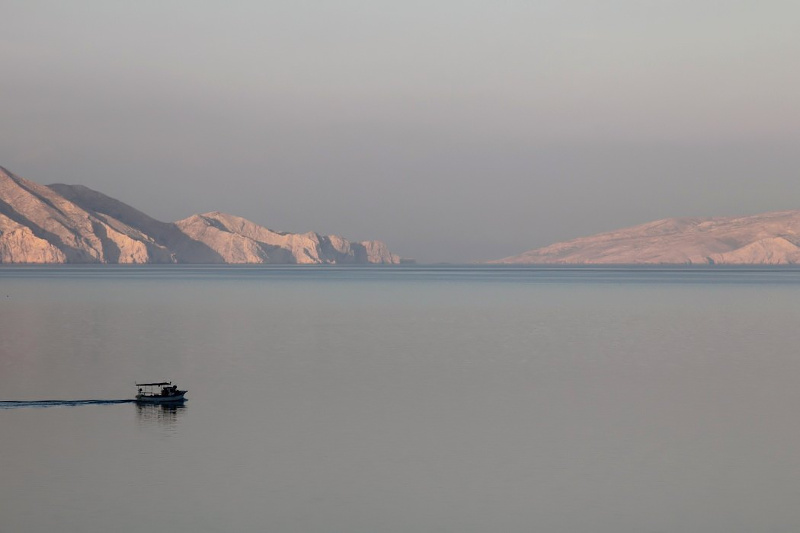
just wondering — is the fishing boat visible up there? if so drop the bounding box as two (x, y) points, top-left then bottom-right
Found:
(135, 382), (187, 404)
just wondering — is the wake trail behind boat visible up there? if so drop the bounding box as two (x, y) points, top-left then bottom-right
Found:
(0, 399), (136, 409)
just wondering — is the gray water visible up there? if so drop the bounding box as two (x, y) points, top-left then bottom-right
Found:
(2, 265), (800, 533)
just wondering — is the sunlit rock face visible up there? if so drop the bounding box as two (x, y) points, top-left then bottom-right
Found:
(493, 212), (800, 264)
(0, 166), (171, 263)
(0, 213), (66, 263)
(175, 212), (401, 264)
(0, 166), (403, 264)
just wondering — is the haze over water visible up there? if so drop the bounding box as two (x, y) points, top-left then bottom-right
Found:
(2, 265), (800, 532)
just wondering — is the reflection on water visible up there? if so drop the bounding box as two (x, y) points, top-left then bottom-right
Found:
(135, 402), (187, 427)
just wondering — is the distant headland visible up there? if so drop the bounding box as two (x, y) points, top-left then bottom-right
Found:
(0, 166), (407, 264)
(492, 212), (800, 265)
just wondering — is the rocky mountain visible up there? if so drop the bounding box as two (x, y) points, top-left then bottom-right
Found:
(493, 211), (800, 264)
(174, 211), (400, 264)
(0, 166), (403, 264)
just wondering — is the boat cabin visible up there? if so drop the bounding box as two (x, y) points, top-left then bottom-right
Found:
(135, 381), (187, 403)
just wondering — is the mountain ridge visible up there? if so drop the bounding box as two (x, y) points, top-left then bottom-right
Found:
(0, 166), (404, 264)
(492, 211), (800, 264)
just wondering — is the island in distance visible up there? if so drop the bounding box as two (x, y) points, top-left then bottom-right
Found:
(493, 211), (800, 265)
(0, 166), (405, 264)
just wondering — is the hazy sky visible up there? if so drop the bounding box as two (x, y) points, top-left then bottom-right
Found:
(2, 1), (799, 262)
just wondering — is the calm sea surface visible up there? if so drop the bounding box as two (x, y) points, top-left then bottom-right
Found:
(2, 265), (800, 532)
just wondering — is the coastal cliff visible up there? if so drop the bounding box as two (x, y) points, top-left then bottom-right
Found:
(0, 166), (403, 264)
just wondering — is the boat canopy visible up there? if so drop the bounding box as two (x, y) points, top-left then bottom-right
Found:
(136, 382), (172, 387)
